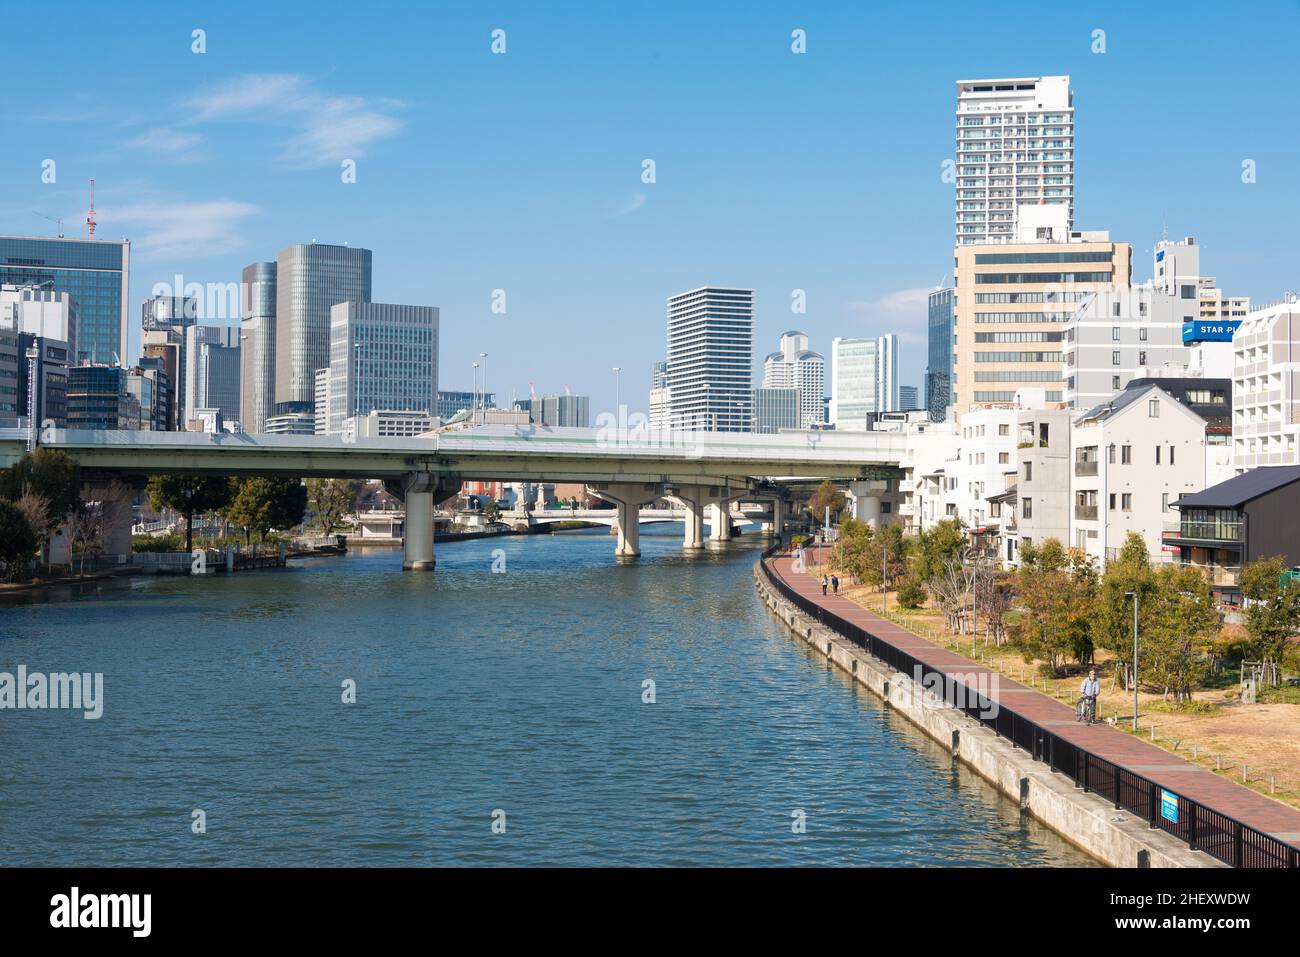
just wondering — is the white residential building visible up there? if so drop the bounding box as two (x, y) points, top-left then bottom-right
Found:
(1069, 383), (1222, 565)
(665, 286), (754, 432)
(762, 330), (825, 428)
(1001, 405), (1073, 564)
(955, 75), (1074, 247)
(1232, 297), (1300, 472)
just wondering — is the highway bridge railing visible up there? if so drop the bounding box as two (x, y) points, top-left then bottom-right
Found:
(757, 543), (1298, 869)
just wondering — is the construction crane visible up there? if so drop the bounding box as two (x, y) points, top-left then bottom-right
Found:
(86, 178), (97, 239)
(32, 211), (65, 238)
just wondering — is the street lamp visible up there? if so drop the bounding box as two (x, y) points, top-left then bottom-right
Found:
(472, 362), (480, 414)
(480, 353), (489, 409)
(1125, 590), (1139, 730)
(612, 367), (621, 422)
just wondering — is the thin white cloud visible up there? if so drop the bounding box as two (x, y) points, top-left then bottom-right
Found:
(607, 192), (648, 218)
(846, 287), (933, 344)
(183, 73), (405, 168)
(128, 127), (204, 160)
(101, 199), (260, 256)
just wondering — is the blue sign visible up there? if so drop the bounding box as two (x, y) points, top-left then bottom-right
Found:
(1160, 789), (1179, 823)
(1156, 250), (1165, 262)
(1182, 319), (1241, 344)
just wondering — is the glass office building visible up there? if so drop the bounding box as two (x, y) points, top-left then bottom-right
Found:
(665, 286), (754, 432)
(0, 236), (130, 366)
(275, 243), (372, 412)
(240, 261), (277, 433)
(926, 287), (954, 421)
(325, 301), (438, 435)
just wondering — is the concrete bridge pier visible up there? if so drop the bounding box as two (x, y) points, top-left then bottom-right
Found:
(397, 473), (459, 570)
(588, 482), (662, 558)
(846, 480), (884, 531)
(707, 502), (733, 542)
(81, 477), (138, 561)
(666, 486), (706, 550)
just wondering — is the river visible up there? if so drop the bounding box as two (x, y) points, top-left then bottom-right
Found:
(0, 526), (1096, 866)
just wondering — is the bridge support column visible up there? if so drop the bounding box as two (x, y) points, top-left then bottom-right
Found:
(707, 502), (733, 542)
(767, 499), (784, 539)
(847, 480), (883, 532)
(683, 499), (704, 550)
(403, 488), (434, 570)
(588, 482), (663, 559)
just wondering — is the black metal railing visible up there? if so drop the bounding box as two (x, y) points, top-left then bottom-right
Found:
(756, 545), (1299, 869)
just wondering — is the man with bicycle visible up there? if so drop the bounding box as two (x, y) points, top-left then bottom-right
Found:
(1078, 668), (1100, 725)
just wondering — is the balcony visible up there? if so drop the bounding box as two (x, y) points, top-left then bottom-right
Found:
(1074, 504), (1098, 521)
(1073, 460), (1099, 477)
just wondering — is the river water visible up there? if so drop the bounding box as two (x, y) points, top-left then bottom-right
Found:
(0, 526), (1095, 866)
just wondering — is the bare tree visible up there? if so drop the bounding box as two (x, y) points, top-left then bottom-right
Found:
(15, 493), (50, 565)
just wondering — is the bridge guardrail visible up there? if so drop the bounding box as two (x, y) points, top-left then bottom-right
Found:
(756, 545), (1298, 869)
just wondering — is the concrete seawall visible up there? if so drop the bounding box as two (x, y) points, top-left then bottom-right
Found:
(754, 562), (1222, 868)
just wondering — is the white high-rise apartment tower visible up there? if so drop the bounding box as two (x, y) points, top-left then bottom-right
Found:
(665, 286), (754, 432)
(762, 330), (824, 428)
(955, 76), (1074, 247)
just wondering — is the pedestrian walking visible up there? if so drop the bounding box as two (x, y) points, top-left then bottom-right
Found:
(821, 574), (828, 596)
(831, 574), (839, 595)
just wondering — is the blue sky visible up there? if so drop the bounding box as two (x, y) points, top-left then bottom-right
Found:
(5, 0), (1298, 414)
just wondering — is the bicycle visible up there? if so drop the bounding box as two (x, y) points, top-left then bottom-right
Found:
(1076, 695), (1098, 725)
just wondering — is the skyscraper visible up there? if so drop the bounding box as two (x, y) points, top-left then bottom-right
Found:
(955, 76), (1074, 247)
(876, 333), (899, 413)
(899, 385), (920, 411)
(665, 286), (753, 432)
(926, 287), (955, 421)
(829, 335), (898, 428)
(762, 330), (825, 428)
(648, 360), (670, 430)
(184, 325), (241, 427)
(325, 301), (438, 435)
(240, 261), (277, 433)
(275, 243), (372, 412)
(0, 235), (130, 365)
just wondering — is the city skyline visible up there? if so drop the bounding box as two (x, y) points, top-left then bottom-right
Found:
(4, 4), (1297, 413)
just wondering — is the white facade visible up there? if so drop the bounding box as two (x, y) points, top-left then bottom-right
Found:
(1231, 298), (1300, 472)
(830, 334), (898, 428)
(0, 286), (77, 344)
(346, 409), (434, 439)
(955, 75), (1074, 247)
(665, 287), (754, 432)
(326, 301), (439, 437)
(1069, 385), (1217, 564)
(762, 330), (825, 428)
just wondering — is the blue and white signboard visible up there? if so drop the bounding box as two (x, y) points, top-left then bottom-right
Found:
(1182, 319), (1241, 344)
(1160, 788), (1179, 824)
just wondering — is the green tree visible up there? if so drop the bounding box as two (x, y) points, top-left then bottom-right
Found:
(895, 576), (927, 609)
(1, 449), (80, 534)
(147, 474), (232, 554)
(1091, 532), (1158, 689)
(306, 478), (360, 534)
(0, 498), (39, 581)
(223, 477), (308, 543)
(483, 499), (502, 524)
(1143, 564), (1219, 701)
(1239, 556), (1300, 684)
(1009, 538), (1094, 673)
(914, 518), (966, 582)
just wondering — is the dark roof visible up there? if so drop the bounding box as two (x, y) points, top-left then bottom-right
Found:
(1174, 465), (1300, 510)
(1075, 377), (1232, 429)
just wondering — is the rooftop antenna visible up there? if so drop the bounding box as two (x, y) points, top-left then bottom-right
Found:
(86, 179), (97, 239)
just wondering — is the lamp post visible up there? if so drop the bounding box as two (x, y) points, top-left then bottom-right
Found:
(480, 353), (489, 409)
(612, 366), (621, 426)
(1125, 590), (1139, 730)
(472, 362), (480, 414)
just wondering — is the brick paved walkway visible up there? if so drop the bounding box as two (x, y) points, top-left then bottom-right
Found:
(768, 546), (1300, 851)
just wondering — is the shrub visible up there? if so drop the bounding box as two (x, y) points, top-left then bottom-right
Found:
(896, 577), (927, 609)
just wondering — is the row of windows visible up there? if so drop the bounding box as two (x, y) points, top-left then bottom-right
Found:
(974, 331), (1062, 342)
(973, 312), (1075, 324)
(975, 291), (1092, 304)
(974, 371), (1062, 381)
(973, 251), (1111, 265)
(976, 272), (1112, 284)
(974, 351), (1060, 363)
(974, 390), (1063, 402)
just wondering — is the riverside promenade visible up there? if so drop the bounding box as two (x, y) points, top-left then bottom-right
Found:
(765, 545), (1300, 867)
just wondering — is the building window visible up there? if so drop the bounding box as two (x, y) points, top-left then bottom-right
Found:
(1022, 498), (1032, 519)
(1156, 446), (1161, 464)
(999, 451), (1009, 464)
(881, 501), (892, 513)
(1169, 445), (1175, 465)
(1107, 444), (1115, 464)
(1139, 328), (1148, 342)
(1024, 461), (1032, 480)
(1112, 327), (1121, 341)
(1112, 375), (1121, 390)
(1148, 398), (1159, 417)
(998, 424), (1009, 436)
(1138, 351), (1147, 365)
(1112, 351), (1121, 366)
(1122, 493), (1132, 511)
(1162, 492), (1169, 512)
(1121, 444), (1132, 464)
(1181, 284), (1196, 299)
(1109, 493), (1116, 510)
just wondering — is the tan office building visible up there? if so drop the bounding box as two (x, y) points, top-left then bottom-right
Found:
(952, 207), (1131, 414)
